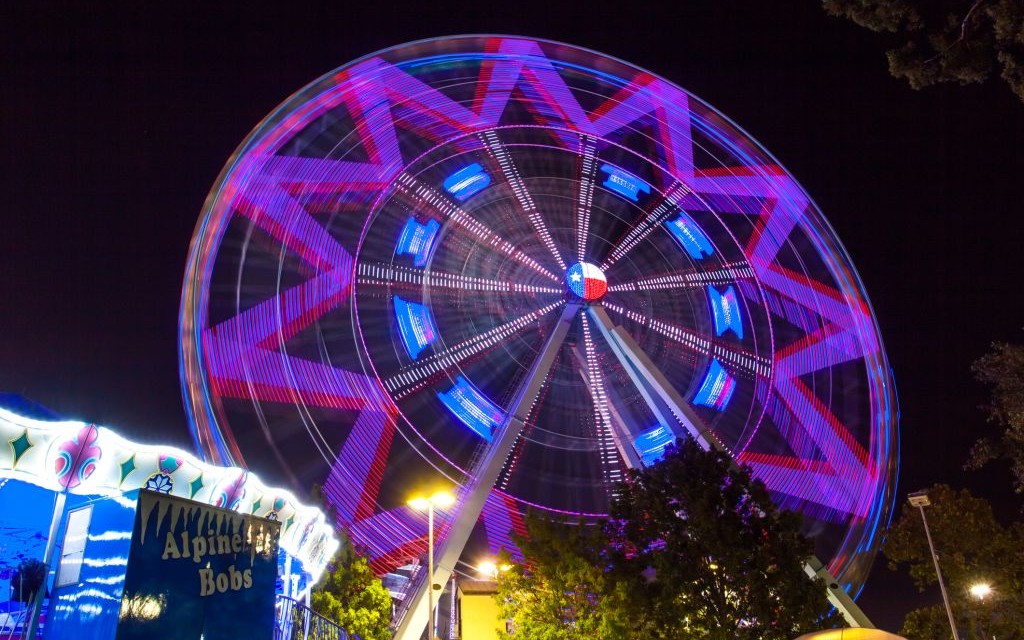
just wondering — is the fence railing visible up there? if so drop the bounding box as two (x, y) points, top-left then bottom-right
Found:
(275, 595), (354, 640)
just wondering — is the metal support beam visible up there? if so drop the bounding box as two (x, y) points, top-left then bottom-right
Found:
(393, 303), (579, 640)
(805, 556), (876, 628)
(588, 305), (717, 451)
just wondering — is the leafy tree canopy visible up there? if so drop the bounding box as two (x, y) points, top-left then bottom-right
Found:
(885, 484), (1024, 639)
(822, 0), (1024, 102)
(969, 339), (1024, 492)
(310, 532), (393, 640)
(10, 558), (47, 603)
(496, 438), (840, 640)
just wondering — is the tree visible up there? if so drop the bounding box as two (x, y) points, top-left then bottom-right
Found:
(822, 0), (1024, 102)
(885, 484), (1024, 639)
(968, 339), (1024, 492)
(495, 516), (629, 639)
(311, 532), (393, 640)
(10, 558), (47, 603)
(495, 438), (839, 640)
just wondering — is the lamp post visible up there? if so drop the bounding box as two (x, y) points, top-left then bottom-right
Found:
(969, 583), (991, 601)
(477, 559), (511, 579)
(908, 490), (960, 640)
(409, 491), (455, 640)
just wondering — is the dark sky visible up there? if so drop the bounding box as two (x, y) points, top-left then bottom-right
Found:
(3, 1), (1023, 631)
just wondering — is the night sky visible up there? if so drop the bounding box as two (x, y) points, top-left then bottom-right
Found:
(4, 1), (1023, 631)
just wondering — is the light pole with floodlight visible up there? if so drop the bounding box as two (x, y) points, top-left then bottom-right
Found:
(969, 583), (993, 640)
(409, 491), (455, 640)
(908, 490), (960, 640)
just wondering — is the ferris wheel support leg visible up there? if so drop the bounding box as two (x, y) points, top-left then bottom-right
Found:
(393, 303), (581, 640)
(804, 556), (875, 628)
(589, 305), (876, 629)
(587, 305), (721, 452)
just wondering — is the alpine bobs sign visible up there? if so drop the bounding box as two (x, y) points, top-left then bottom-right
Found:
(117, 490), (281, 640)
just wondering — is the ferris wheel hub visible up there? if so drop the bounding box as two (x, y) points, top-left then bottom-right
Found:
(566, 262), (608, 301)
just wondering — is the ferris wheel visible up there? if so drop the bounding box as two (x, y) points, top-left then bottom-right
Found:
(180, 35), (898, 632)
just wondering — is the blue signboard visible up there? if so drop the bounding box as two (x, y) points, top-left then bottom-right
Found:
(115, 490), (280, 640)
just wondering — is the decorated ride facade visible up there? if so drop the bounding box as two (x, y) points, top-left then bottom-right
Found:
(0, 397), (337, 639)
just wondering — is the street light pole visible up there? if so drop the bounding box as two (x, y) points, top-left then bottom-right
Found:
(970, 583), (993, 640)
(427, 501), (435, 640)
(409, 491), (455, 640)
(908, 490), (960, 640)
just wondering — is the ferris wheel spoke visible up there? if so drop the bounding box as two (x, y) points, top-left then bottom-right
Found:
(323, 408), (398, 524)
(601, 301), (770, 378)
(760, 264), (875, 338)
(587, 305), (723, 452)
(384, 302), (563, 400)
(211, 269), (352, 349)
(735, 452), (864, 519)
(236, 179), (351, 273)
(600, 180), (691, 271)
(589, 73), (695, 181)
(607, 263), (755, 293)
(683, 170), (807, 268)
(258, 154), (394, 195)
(574, 134), (598, 262)
(392, 172), (561, 282)
(356, 261), (563, 295)
(479, 130), (566, 271)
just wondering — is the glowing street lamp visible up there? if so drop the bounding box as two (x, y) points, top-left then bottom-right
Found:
(969, 582), (994, 640)
(970, 583), (992, 601)
(477, 559), (512, 578)
(408, 491), (455, 640)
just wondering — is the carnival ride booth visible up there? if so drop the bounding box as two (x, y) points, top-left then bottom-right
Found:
(0, 398), (336, 639)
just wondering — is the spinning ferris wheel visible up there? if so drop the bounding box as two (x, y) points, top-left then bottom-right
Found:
(179, 35), (898, 635)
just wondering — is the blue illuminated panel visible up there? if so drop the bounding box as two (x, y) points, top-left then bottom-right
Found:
(443, 163), (491, 201)
(665, 212), (714, 260)
(599, 164), (650, 202)
(394, 296), (438, 359)
(708, 285), (744, 339)
(396, 217), (441, 267)
(438, 376), (504, 441)
(693, 359), (736, 411)
(633, 425), (675, 467)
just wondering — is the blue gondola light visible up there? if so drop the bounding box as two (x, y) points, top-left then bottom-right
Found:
(599, 164), (651, 202)
(396, 217), (441, 267)
(393, 296), (438, 359)
(693, 359), (736, 411)
(437, 376), (504, 441)
(708, 285), (744, 339)
(665, 212), (714, 260)
(443, 163), (491, 201)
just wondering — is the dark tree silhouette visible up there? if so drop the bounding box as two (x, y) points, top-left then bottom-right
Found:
(969, 338), (1024, 492)
(496, 438), (840, 640)
(822, 0), (1024, 102)
(10, 558), (47, 603)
